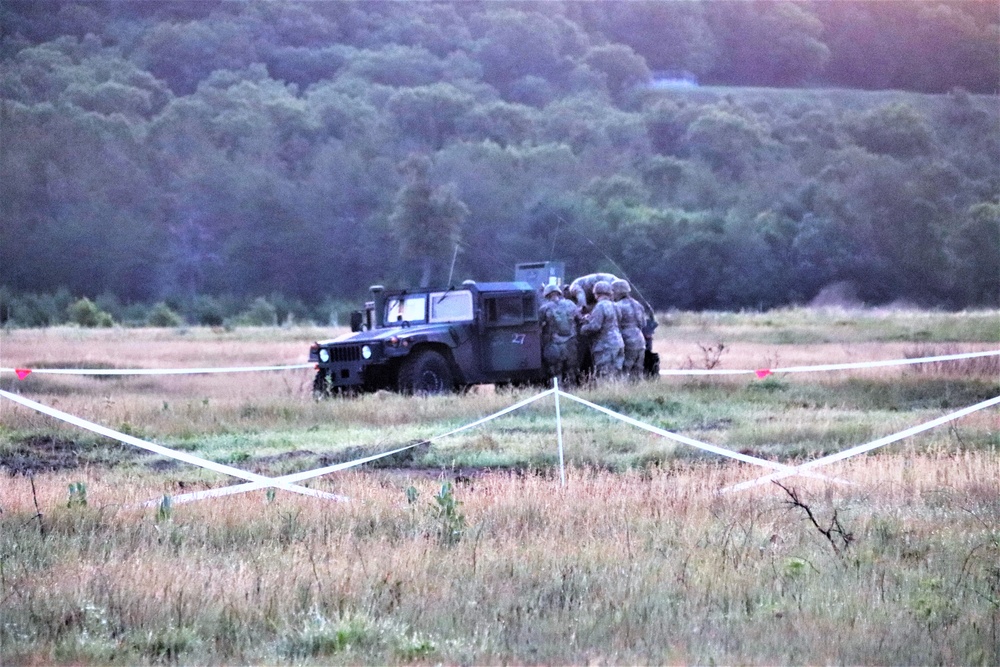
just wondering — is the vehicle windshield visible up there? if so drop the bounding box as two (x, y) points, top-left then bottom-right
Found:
(383, 290), (474, 325)
(385, 295), (427, 324)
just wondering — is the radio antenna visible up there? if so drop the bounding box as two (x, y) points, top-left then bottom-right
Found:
(585, 237), (654, 313)
(446, 243), (460, 286)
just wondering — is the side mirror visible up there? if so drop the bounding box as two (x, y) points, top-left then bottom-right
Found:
(350, 311), (364, 332)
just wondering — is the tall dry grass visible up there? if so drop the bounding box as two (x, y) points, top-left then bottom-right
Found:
(0, 316), (997, 663)
(1, 455), (998, 665)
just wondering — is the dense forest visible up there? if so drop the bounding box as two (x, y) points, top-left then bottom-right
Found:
(1, 1), (998, 326)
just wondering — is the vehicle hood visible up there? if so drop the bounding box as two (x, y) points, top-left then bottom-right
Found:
(315, 322), (459, 346)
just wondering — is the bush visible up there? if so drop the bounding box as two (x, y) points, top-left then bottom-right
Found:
(0, 286), (13, 326)
(230, 297), (278, 326)
(147, 302), (184, 327)
(5, 289), (73, 327)
(188, 294), (226, 326)
(67, 297), (114, 328)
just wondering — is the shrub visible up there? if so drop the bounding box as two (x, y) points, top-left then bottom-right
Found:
(67, 297), (114, 328)
(147, 302), (184, 327)
(189, 294), (226, 326)
(230, 297), (278, 326)
(6, 289), (73, 327)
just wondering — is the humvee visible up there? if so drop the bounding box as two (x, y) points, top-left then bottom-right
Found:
(309, 262), (659, 395)
(309, 280), (548, 394)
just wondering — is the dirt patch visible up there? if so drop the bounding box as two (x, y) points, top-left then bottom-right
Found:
(1, 436), (88, 475)
(317, 441), (432, 469)
(0, 435), (148, 476)
(253, 449), (317, 467)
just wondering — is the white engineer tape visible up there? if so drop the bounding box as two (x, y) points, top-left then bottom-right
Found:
(557, 391), (850, 486)
(3, 350), (995, 379)
(0, 389), (348, 502)
(659, 349), (1000, 377)
(720, 394), (1000, 494)
(0, 364), (311, 377)
(143, 388), (559, 506)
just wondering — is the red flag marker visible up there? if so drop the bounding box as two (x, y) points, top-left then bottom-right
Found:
(755, 369), (772, 379)
(15, 369), (32, 380)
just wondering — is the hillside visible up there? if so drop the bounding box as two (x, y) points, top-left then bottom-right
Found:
(0, 1), (997, 325)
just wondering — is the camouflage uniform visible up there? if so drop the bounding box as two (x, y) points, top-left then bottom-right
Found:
(579, 281), (624, 377)
(538, 284), (581, 384)
(612, 279), (646, 378)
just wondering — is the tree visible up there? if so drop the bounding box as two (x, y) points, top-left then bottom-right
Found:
(850, 102), (935, 159)
(343, 45), (445, 87)
(579, 2), (716, 78)
(708, 1), (829, 87)
(683, 107), (773, 179)
(386, 83), (476, 150)
(949, 203), (1000, 306)
(469, 9), (569, 96)
(457, 101), (536, 147)
(390, 155), (469, 287)
(582, 44), (650, 104)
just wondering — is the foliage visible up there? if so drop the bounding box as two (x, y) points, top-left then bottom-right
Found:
(66, 297), (113, 328)
(0, 1), (997, 314)
(432, 482), (466, 546)
(146, 302), (184, 327)
(66, 481), (87, 508)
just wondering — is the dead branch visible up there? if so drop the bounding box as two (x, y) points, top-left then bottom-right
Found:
(774, 481), (854, 556)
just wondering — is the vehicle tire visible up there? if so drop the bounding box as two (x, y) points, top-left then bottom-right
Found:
(398, 350), (455, 394)
(313, 370), (333, 398)
(643, 350), (661, 378)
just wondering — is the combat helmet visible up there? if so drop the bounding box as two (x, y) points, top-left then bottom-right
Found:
(593, 280), (613, 297)
(611, 279), (631, 297)
(543, 283), (563, 298)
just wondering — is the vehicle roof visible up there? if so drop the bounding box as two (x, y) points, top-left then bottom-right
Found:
(471, 281), (535, 293)
(384, 281), (535, 295)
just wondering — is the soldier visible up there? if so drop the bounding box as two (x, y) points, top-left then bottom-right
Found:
(565, 283), (591, 374)
(538, 284), (581, 385)
(612, 279), (646, 379)
(579, 280), (624, 379)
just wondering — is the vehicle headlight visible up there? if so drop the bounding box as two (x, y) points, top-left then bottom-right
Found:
(318, 348), (330, 363)
(361, 345), (372, 360)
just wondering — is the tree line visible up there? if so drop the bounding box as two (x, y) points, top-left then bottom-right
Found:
(1, 1), (997, 326)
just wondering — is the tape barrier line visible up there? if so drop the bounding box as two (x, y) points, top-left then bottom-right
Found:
(142, 388), (559, 507)
(139, 441), (420, 507)
(720, 394), (1000, 494)
(0, 390), (348, 502)
(1, 364), (312, 377)
(659, 349), (1000, 377)
(557, 390), (849, 486)
(4, 349), (995, 379)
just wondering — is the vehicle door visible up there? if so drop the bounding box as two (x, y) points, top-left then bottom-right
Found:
(480, 292), (542, 373)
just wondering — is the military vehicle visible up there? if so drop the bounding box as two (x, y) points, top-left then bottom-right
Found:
(308, 262), (658, 395)
(309, 279), (548, 394)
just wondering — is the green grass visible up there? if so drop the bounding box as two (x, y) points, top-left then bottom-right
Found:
(663, 308), (1000, 344)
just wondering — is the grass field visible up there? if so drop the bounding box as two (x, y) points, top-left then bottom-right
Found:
(1, 308), (998, 664)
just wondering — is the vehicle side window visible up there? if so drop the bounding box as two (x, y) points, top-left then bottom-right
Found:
(486, 296), (523, 325)
(429, 290), (474, 323)
(523, 295), (538, 321)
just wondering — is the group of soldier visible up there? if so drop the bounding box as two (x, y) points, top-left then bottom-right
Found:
(537, 273), (654, 385)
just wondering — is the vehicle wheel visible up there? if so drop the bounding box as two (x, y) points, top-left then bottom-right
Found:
(313, 370), (333, 398)
(643, 350), (661, 378)
(398, 350), (454, 394)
